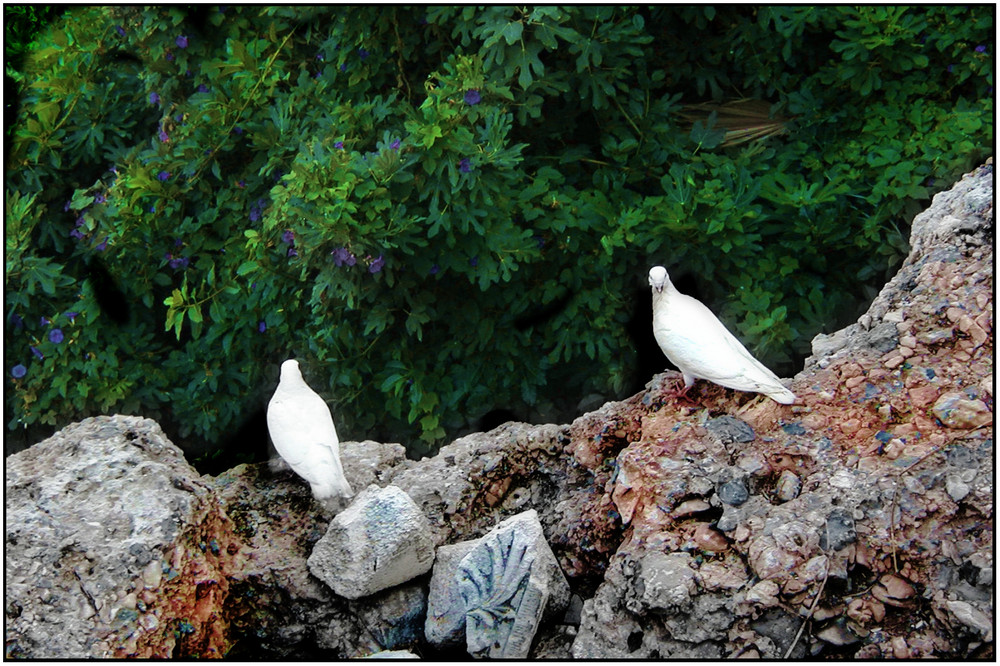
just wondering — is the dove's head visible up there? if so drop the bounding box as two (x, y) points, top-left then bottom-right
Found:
(279, 359), (303, 383)
(648, 266), (669, 293)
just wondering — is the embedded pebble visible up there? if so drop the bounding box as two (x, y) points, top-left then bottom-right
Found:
(917, 328), (954, 345)
(822, 508), (857, 551)
(773, 470), (801, 503)
(872, 574), (916, 607)
(705, 415), (756, 443)
(816, 618), (860, 646)
(829, 470), (855, 489)
(672, 499), (712, 518)
(717, 480), (749, 506)
(692, 523), (728, 553)
(931, 392), (992, 428)
(944, 600), (994, 640)
(944, 474), (971, 502)
(745, 580), (780, 606)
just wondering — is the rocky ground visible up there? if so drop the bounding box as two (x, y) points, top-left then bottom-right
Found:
(4, 161), (993, 659)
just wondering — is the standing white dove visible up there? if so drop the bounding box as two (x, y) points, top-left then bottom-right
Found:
(266, 359), (354, 502)
(649, 266), (796, 405)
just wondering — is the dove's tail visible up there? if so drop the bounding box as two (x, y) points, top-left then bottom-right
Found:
(312, 477), (355, 501)
(766, 386), (797, 405)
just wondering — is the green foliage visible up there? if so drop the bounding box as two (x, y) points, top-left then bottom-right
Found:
(5, 6), (993, 456)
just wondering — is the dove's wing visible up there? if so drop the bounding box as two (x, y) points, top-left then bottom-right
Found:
(655, 291), (794, 400)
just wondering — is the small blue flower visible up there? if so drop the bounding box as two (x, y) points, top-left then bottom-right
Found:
(95, 193), (106, 204)
(75, 216), (85, 228)
(429, 264), (440, 275)
(331, 247), (356, 267)
(459, 157), (473, 173)
(975, 45), (987, 53)
(282, 230), (295, 245)
(287, 248), (298, 258)
(49, 329), (64, 344)
(233, 126), (244, 135)
(150, 92), (160, 104)
(96, 237), (109, 252)
(237, 179), (246, 188)
(159, 125), (170, 142)
(158, 171), (170, 182)
(340, 63), (347, 72)
(31, 346), (43, 360)
(368, 255), (385, 273)
(390, 138), (401, 150)
(175, 238), (184, 247)
(334, 141), (344, 149)
(65, 312), (79, 322)
(166, 52), (175, 62)
(11, 364), (27, 379)
(116, 25), (126, 37)
(316, 52), (325, 61)
(70, 229), (85, 240)
(168, 256), (190, 270)
(464, 89), (481, 106)
(176, 35), (189, 49)
(469, 255), (478, 267)
(64, 200), (72, 212)
(40, 317), (50, 326)
(358, 48), (369, 59)
(197, 83), (209, 93)
(11, 314), (23, 330)
(148, 205), (156, 213)
(258, 320), (267, 333)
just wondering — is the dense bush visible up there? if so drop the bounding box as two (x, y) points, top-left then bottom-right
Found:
(5, 6), (993, 459)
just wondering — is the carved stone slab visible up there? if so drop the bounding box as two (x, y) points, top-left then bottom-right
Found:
(457, 509), (570, 659)
(424, 538), (484, 647)
(307, 485), (434, 599)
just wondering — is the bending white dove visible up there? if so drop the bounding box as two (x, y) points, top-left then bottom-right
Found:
(266, 359), (354, 501)
(649, 266), (796, 405)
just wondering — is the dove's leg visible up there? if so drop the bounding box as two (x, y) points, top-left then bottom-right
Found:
(660, 372), (700, 406)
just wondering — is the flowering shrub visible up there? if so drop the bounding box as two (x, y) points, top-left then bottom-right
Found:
(5, 6), (994, 458)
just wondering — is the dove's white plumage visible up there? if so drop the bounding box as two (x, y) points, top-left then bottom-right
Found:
(266, 359), (354, 500)
(649, 266), (796, 405)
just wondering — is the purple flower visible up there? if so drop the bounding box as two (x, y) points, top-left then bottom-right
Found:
(368, 255), (385, 273)
(49, 329), (64, 344)
(40, 316), (50, 326)
(75, 216), (85, 228)
(334, 141), (344, 149)
(340, 63), (347, 72)
(157, 170), (170, 181)
(30, 346), (43, 360)
(149, 91), (160, 104)
(148, 205), (156, 213)
(459, 157), (473, 173)
(95, 193), (106, 204)
(975, 45), (987, 53)
(287, 248), (298, 258)
(316, 52), (325, 61)
(70, 229), (85, 240)
(185, 69), (193, 77)
(258, 320), (267, 333)
(116, 25), (126, 37)
(237, 179), (246, 188)
(65, 312), (79, 322)
(159, 125), (170, 142)
(469, 255), (478, 267)
(169, 256), (190, 270)
(175, 237), (184, 247)
(166, 52), (175, 62)
(429, 264), (440, 275)
(176, 35), (189, 49)
(282, 230), (295, 244)
(947, 64), (954, 73)
(96, 237), (109, 252)
(464, 89), (481, 106)
(331, 247), (356, 267)
(64, 200), (72, 212)
(358, 48), (369, 59)
(11, 364), (27, 379)
(533, 234), (546, 249)
(233, 126), (244, 135)
(197, 83), (209, 93)
(11, 314), (23, 330)
(390, 138), (401, 150)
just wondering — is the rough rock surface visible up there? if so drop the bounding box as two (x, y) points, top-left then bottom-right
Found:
(4, 163), (993, 659)
(307, 484), (434, 600)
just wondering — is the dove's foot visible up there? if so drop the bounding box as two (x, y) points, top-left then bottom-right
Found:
(661, 377), (701, 407)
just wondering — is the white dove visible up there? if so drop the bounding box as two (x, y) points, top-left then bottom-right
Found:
(649, 266), (796, 405)
(266, 359), (354, 501)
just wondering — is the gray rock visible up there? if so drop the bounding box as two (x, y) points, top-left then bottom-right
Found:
(352, 583), (427, 651)
(361, 649), (420, 659)
(821, 508), (857, 551)
(458, 509), (570, 659)
(307, 485), (434, 600)
(718, 479), (749, 506)
(705, 415), (756, 444)
(773, 469), (801, 502)
(4, 415), (226, 658)
(424, 538), (483, 647)
(634, 552), (696, 612)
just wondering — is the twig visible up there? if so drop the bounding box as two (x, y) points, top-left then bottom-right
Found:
(784, 559), (828, 659)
